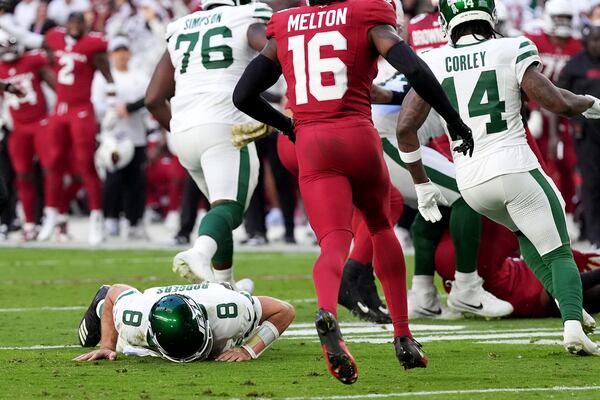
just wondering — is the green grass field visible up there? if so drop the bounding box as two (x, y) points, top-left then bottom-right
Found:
(1, 248), (600, 400)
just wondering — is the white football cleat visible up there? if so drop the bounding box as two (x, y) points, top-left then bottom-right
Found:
(582, 309), (596, 335)
(235, 278), (255, 294)
(88, 210), (104, 246)
(38, 207), (58, 241)
(447, 278), (513, 318)
(563, 320), (600, 356)
(408, 288), (462, 320)
(172, 248), (215, 282)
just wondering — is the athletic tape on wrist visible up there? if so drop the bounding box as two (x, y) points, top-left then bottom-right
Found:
(241, 321), (280, 359)
(399, 147), (422, 163)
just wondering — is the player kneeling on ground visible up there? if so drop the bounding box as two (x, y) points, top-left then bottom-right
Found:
(75, 283), (294, 362)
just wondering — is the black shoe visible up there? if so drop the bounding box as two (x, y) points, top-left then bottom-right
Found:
(394, 336), (428, 370)
(338, 261), (382, 323)
(283, 235), (296, 244)
(357, 264), (392, 324)
(170, 235), (190, 246)
(315, 309), (358, 385)
(78, 285), (110, 347)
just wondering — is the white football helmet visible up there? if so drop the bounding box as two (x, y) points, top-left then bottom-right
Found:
(95, 134), (135, 176)
(0, 30), (24, 62)
(200, 0), (252, 9)
(543, 0), (574, 38)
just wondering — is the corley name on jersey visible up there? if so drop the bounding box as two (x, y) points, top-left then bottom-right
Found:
(445, 51), (487, 72)
(287, 8), (348, 32)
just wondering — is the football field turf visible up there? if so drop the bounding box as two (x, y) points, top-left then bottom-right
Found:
(1, 248), (600, 400)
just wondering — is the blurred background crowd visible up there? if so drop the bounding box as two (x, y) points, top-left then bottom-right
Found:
(0, 0), (599, 250)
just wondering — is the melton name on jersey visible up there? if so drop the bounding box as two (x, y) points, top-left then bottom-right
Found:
(166, 2), (272, 134)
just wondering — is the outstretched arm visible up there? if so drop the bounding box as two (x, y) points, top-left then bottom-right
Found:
(369, 24), (472, 155)
(522, 65), (593, 117)
(73, 284), (131, 362)
(145, 50), (176, 131)
(232, 38), (295, 140)
(215, 297), (295, 362)
(396, 89), (449, 222)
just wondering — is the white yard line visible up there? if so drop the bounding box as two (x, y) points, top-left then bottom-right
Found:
(278, 386), (600, 400)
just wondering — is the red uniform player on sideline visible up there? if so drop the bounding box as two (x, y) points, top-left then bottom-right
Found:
(406, 5), (447, 54)
(0, 33), (55, 241)
(39, 12), (115, 245)
(233, 0), (474, 384)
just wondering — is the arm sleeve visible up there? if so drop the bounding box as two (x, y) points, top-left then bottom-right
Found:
(232, 54), (294, 136)
(0, 15), (44, 49)
(385, 41), (461, 125)
(126, 98), (146, 113)
(514, 37), (541, 86)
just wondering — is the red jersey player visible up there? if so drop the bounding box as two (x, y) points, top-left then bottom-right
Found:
(406, 0), (447, 54)
(233, 0), (474, 383)
(0, 33), (55, 241)
(40, 12), (115, 245)
(525, 0), (582, 221)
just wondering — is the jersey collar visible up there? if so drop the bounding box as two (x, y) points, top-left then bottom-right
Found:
(451, 35), (490, 48)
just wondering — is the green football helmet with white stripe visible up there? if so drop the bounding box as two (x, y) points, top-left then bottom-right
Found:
(148, 294), (213, 363)
(438, 0), (497, 37)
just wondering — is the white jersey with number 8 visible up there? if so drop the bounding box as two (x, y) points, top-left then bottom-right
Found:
(113, 282), (262, 359)
(419, 36), (542, 190)
(165, 3), (272, 133)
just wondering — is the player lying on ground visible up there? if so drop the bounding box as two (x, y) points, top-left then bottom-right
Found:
(397, 0), (600, 355)
(233, 0), (475, 384)
(435, 217), (600, 324)
(145, 0), (272, 293)
(75, 282), (294, 362)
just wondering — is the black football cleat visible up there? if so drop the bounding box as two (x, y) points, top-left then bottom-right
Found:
(357, 264), (392, 324)
(315, 309), (358, 385)
(394, 336), (428, 370)
(78, 285), (110, 347)
(338, 262), (383, 324)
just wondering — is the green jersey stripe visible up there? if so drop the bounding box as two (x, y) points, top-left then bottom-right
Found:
(529, 169), (570, 245)
(381, 138), (459, 193)
(115, 289), (137, 305)
(519, 41), (533, 48)
(236, 146), (251, 206)
(516, 50), (539, 63)
(253, 8), (273, 14)
(254, 16), (271, 21)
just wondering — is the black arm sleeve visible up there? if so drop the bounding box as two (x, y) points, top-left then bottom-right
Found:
(126, 98), (146, 113)
(385, 42), (461, 125)
(390, 86), (411, 105)
(233, 54), (294, 136)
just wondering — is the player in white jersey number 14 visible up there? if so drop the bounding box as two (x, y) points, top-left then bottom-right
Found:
(74, 282), (295, 362)
(145, 0), (272, 291)
(397, 0), (600, 356)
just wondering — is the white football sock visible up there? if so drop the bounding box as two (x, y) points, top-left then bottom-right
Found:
(454, 271), (479, 285)
(193, 235), (218, 258)
(412, 275), (435, 292)
(213, 267), (234, 284)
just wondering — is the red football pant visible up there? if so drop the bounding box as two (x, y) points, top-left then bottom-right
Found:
(46, 103), (101, 211)
(349, 186), (404, 265)
(296, 121), (410, 337)
(7, 119), (51, 223)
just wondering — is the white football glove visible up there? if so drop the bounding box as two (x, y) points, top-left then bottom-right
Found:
(414, 180), (449, 223)
(582, 95), (600, 119)
(527, 110), (543, 139)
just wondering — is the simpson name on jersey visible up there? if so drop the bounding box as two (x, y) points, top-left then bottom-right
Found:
(166, 2), (272, 133)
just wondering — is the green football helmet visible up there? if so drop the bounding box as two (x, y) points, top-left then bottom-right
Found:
(438, 0), (497, 38)
(148, 294), (213, 363)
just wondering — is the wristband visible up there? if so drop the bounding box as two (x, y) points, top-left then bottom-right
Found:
(399, 147), (422, 163)
(241, 321), (280, 359)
